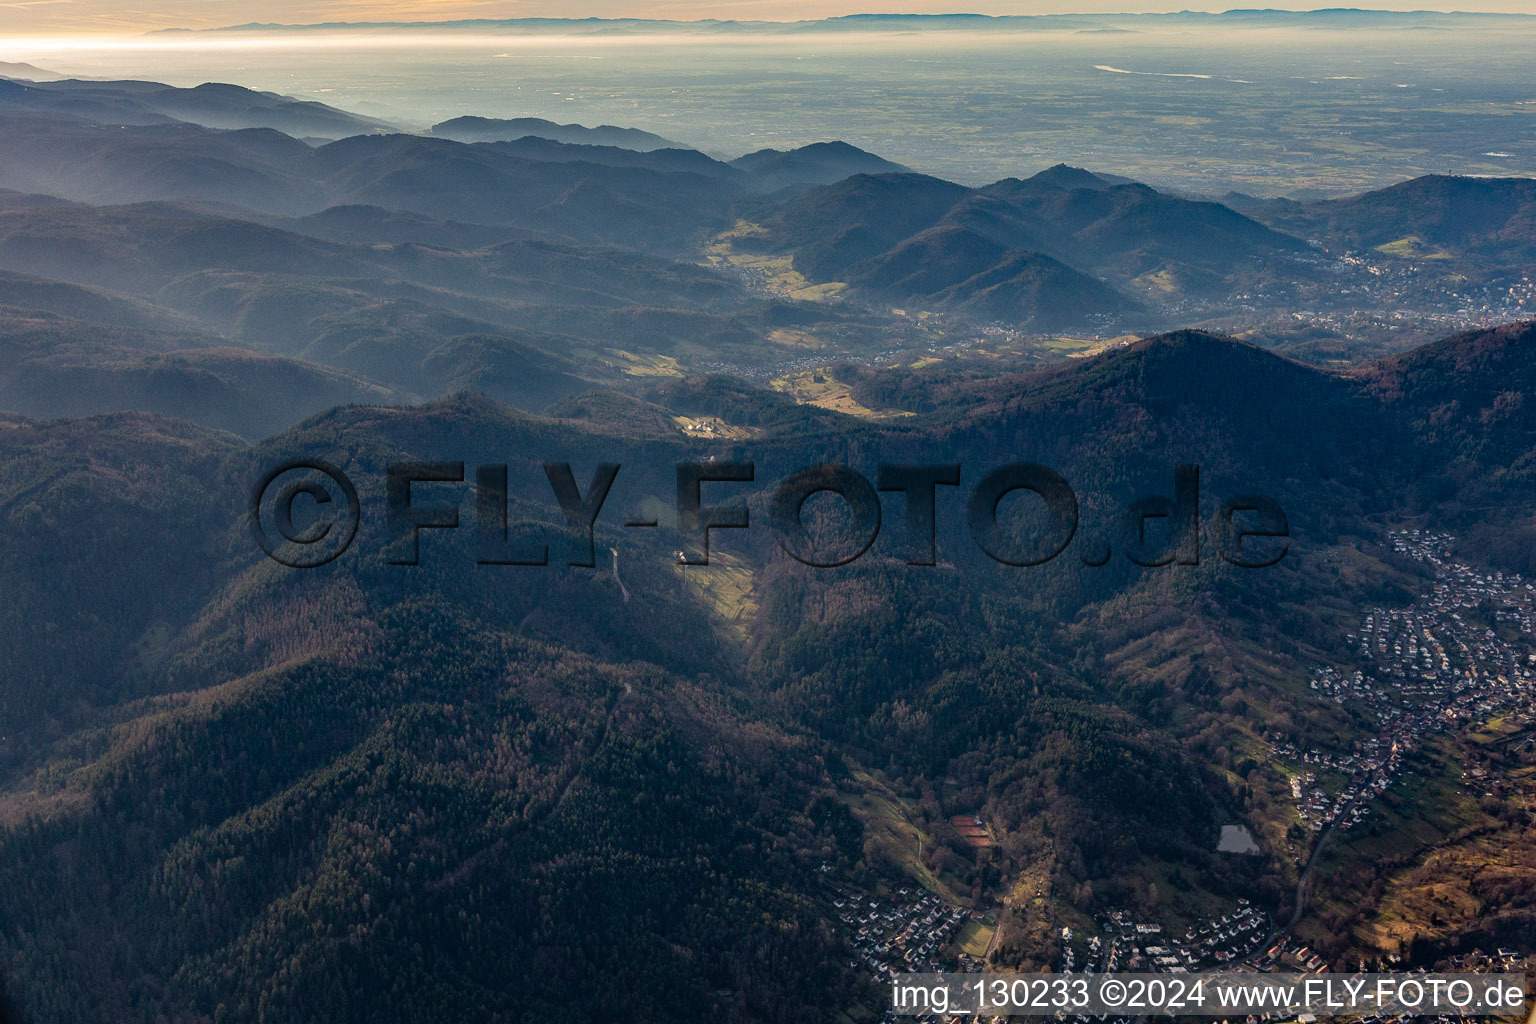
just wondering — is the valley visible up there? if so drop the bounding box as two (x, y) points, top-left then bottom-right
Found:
(0, 47), (1533, 1024)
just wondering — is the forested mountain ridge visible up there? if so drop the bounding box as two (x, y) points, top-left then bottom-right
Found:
(1247, 174), (1536, 262)
(2, 85), (1534, 394)
(4, 73), (1536, 1020)
(0, 76), (392, 137)
(4, 322), (1536, 1019)
(428, 114), (680, 150)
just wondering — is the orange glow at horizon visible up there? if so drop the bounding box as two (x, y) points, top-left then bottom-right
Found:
(3, 0), (1536, 38)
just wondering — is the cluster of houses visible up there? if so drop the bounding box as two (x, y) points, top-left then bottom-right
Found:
(1058, 902), (1271, 976)
(832, 884), (973, 985)
(1443, 948), (1524, 971)
(860, 529), (1536, 1024)
(1324, 254), (1535, 331)
(1261, 937), (1330, 973)
(868, 892), (1523, 1024)
(1279, 531), (1535, 833)
(1250, 246), (1536, 355)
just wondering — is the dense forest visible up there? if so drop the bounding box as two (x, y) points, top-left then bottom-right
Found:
(3, 317), (1536, 1018)
(3, 71), (1536, 1021)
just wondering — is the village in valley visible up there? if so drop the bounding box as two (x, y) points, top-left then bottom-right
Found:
(833, 884), (978, 982)
(836, 530), (1535, 1023)
(1277, 531), (1536, 836)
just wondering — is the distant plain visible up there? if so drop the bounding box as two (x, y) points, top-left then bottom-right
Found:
(9, 18), (1536, 196)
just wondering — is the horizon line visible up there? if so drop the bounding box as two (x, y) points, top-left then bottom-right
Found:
(148, 7), (1536, 33)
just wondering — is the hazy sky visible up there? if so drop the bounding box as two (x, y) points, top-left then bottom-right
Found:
(3, 0), (1535, 35)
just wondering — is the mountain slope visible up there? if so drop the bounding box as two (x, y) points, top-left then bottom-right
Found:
(730, 140), (908, 192)
(0, 315), (399, 439)
(843, 223), (1139, 327)
(976, 178), (1311, 290)
(2, 323), (1535, 1020)
(0, 115), (318, 212)
(752, 165), (1312, 318)
(0, 77), (390, 137)
(429, 114), (680, 150)
(483, 137), (741, 179)
(1360, 319), (1536, 492)
(1254, 175), (1536, 262)
(0, 401), (865, 1023)
(0, 61), (68, 82)
(310, 133), (741, 249)
(0, 114), (741, 249)
(763, 172), (971, 279)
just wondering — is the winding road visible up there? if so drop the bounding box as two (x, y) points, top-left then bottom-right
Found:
(1238, 791), (1366, 967)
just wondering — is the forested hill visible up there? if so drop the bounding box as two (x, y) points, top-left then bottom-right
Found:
(3, 322), (1536, 1019)
(4, 68), (1536, 1022)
